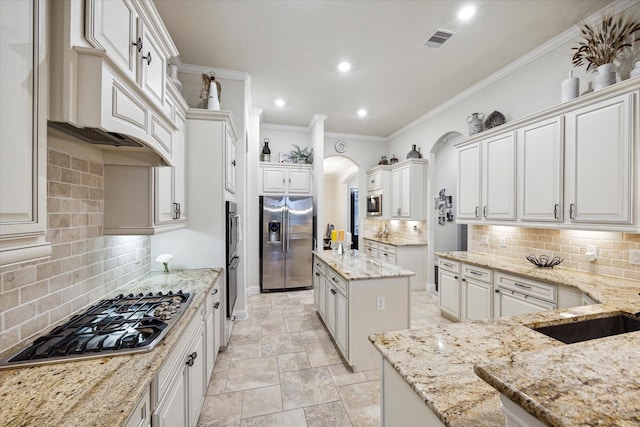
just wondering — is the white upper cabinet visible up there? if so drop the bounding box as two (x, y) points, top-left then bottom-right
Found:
(390, 159), (427, 220)
(0, 0), (51, 267)
(259, 164), (313, 196)
(518, 117), (564, 222)
(564, 92), (634, 225)
(457, 142), (482, 221)
(483, 132), (516, 221)
(225, 126), (237, 194)
(137, 18), (166, 107)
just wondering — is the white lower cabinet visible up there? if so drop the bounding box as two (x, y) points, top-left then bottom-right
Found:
(124, 386), (151, 427)
(438, 259), (461, 320)
(494, 273), (557, 318)
(325, 283), (337, 336)
(205, 281), (222, 381)
(335, 292), (348, 356)
(313, 259), (327, 319)
(363, 239), (427, 290)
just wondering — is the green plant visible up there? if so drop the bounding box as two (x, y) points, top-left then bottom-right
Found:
(289, 144), (314, 164)
(572, 13), (640, 71)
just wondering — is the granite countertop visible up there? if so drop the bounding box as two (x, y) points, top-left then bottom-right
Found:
(0, 268), (221, 427)
(370, 251), (640, 426)
(363, 235), (428, 246)
(313, 250), (415, 281)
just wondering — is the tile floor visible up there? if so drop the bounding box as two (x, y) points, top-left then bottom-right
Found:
(197, 289), (451, 427)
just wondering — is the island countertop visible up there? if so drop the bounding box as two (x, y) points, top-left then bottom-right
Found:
(370, 251), (640, 426)
(313, 250), (414, 281)
(0, 268), (221, 427)
(363, 235), (428, 246)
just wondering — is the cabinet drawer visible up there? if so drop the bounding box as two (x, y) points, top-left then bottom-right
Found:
(462, 264), (492, 283)
(313, 257), (327, 275)
(154, 303), (204, 406)
(495, 273), (557, 303)
(438, 259), (460, 274)
(124, 385), (151, 427)
(378, 243), (396, 255)
(363, 239), (378, 250)
(326, 269), (347, 296)
(206, 281), (221, 313)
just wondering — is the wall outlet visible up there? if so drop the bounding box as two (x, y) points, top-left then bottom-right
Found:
(376, 296), (385, 310)
(585, 245), (597, 262)
(630, 250), (640, 266)
(135, 247), (142, 263)
(499, 237), (506, 247)
(481, 235), (490, 245)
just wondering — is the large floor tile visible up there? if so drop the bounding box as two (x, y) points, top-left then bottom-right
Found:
(327, 363), (368, 386)
(241, 408), (307, 427)
(299, 328), (330, 343)
(206, 371), (228, 396)
(277, 351), (311, 372)
(304, 401), (352, 427)
(231, 342), (263, 361)
(241, 385), (283, 419)
(214, 350), (232, 373)
(338, 380), (381, 427)
(261, 321), (288, 336)
(304, 340), (342, 367)
(262, 332), (304, 356)
(280, 366), (340, 410)
(285, 313), (323, 333)
(197, 391), (243, 427)
(226, 356), (280, 392)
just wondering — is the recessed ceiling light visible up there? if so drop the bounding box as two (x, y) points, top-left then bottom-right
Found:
(357, 109), (367, 117)
(458, 5), (476, 20)
(337, 61), (352, 73)
(275, 98), (285, 107)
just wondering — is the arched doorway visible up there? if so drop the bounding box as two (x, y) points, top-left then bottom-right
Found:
(323, 156), (359, 250)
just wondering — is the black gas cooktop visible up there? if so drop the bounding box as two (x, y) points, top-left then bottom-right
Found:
(0, 290), (192, 369)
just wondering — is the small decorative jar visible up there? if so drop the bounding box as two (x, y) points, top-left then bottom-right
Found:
(389, 154), (398, 165)
(467, 113), (484, 136)
(261, 138), (271, 162)
(593, 63), (616, 91)
(406, 144), (420, 159)
(378, 156), (389, 165)
(560, 71), (579, 102)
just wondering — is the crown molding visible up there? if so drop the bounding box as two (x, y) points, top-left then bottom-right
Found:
(324, 132), (387, 143)
(388, 0), (638, 140)
(179, 63), (250, 81)
(261, 123), (310, 133)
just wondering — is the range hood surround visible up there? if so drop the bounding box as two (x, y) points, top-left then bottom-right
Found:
(49, 46), (175, 167)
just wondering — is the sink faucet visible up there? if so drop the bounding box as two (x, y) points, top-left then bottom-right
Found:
(382, 221), (389, 238)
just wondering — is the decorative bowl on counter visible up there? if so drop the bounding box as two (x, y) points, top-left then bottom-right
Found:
(526, 254), (564, 268)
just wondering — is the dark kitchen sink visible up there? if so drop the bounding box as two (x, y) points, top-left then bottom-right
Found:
(532, 314), (640, 344)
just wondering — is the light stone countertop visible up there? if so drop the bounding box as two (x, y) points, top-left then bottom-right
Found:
(370, 251), (640, 426)
(363, 235), (428, 246)
(0, 268), (221, 427)
(313, 250), (415, 281)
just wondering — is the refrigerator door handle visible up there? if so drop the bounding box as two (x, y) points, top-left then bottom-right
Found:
(286, 206), (290, 252)
(281, 208), (286, 253)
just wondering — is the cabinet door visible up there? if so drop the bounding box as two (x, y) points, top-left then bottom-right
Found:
(336, 291), (348, 357)
(225, 126), (236, 193)
(390, 167), (403, 217)
(483, 132), (516, 221)
(367, 170), (382, 192)
(124, 387), (151, 427)
(438, 270), (460, 319)
(313, 269), (321, 309)
(457, 142), (482, 220)
(137, 20), (166, 107)
(326, 285), (337, 335)
(565, 93), (633, 224)
(494, 292), (553, 318)
(155, 166), (175, 224)
(155, 369), (187, 427)
(187, 329), (206, 427)
(287, 169), (311, 194)
(85, 0), (137, 80)
(398, 165), (412, 217)
(461, 278), (492, 321)
(318, 273), (327, 319)
(0, 0), (49, 265)
(518, 117), (563, 222)
(262, 168), (287, 193)
(174, 111), (187, 220)
(205, 308), (215, 380)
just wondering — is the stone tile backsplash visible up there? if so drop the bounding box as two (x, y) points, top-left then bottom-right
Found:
(469, 225), (640, 281)
(0, 148), (150, 352)
(362, 219), (427, 242)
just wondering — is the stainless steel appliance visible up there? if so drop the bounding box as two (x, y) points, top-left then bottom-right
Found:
(366, 194), (382, 216)
(260, 196), (313, 291)
(0, 291), (192, 369)
(226, 201), (240, 318)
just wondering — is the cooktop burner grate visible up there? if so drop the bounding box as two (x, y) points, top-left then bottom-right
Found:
(1, 290), (192, 369)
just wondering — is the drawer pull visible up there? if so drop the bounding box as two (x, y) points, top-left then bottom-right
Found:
(443, 262), (453, 268)
(514, 283), (532, 289)
(454, 276), (459, 280)
(469, 270), (483, 276)
(553, 204), (559, 219)
(214, 301), (220, 309)
(332, 277), (338, 283)
(315, 272), (320, 277)
(495, 289), (500, 293)
(186, 351), (198, 367)
(569, 203), (575, 219)
(483, 206), (487, 218)
(132, 37), (142, 52)
(331, 289), (337, 295)
(211, 289), (219, 295)
(142, 51), (152, 66)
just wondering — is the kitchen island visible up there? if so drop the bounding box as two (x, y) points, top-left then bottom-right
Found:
(312, 250), (414, 372)
(0, 268), (221, 427)
(370, 252), (640, 426)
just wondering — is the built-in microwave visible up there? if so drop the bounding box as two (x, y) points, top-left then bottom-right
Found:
(367, 194), (382, 216)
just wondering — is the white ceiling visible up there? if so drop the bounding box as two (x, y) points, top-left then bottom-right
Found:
(154, 0), (611, 137)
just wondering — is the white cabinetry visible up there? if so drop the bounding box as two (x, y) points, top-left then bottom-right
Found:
(438, 259), (461, 320)
(390, 159), (427, 220)
(325, 268), (349, 356)
(363, 239), (427, 290)
(0, 0), (51, 266)
(367, 168), (384, 192)
(564, 92), (634, 225)
(518, 117), (564, 222)
(205, 280), (222, 381)
(259, 163), (313, 195)
(124, 387), (151, 427)
(456, 132), (516, 222)
(153, 305), (206, 427)
(494, 273), (557, 318)
(366, 165), (391, 218)
(225, 126), (237, 193)
(460, 264), (493, 321)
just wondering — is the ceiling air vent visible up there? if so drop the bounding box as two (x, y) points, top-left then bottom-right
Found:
(424, 29), (455, 48)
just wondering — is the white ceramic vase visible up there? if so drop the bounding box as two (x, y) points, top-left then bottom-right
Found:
(207, 81), (220, 110)
(593, 63), (616, 91)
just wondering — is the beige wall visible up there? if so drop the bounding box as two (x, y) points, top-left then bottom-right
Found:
(469, 225), (640, 281)
(0, 142), (150, 352)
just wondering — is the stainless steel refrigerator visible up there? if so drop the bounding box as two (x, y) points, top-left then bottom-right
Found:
(260, 196), (313, 291)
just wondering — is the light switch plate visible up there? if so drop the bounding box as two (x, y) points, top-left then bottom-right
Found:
(630, 250), (640, 266)
(499, 237), (506, 247)
(481, 235), (489, 245)
(376, 296), (385, 310)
